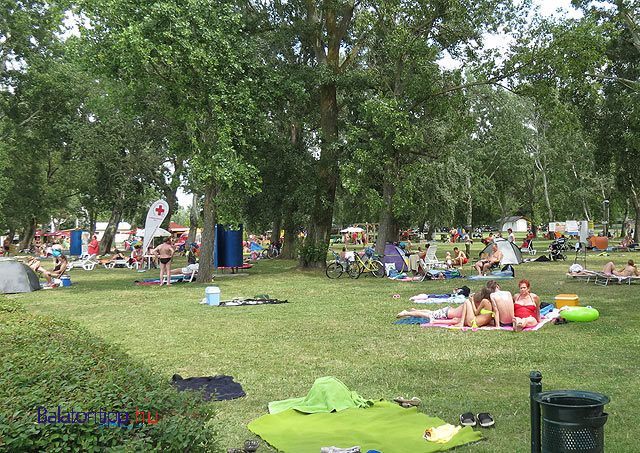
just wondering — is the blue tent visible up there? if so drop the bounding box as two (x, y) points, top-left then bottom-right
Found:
(250, 242), (263, 251)
(383, 243), (408, 272)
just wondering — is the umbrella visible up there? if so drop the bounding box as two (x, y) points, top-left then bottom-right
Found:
(340, 227), (364, 233)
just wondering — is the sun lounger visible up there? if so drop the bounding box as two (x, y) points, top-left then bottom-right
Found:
(68, 254), (98, 271)
(594, 272), (640, 286)
(566, 270), (598, 283)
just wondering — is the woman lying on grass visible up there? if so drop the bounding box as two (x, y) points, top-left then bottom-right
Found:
(396, 287), (495, 328)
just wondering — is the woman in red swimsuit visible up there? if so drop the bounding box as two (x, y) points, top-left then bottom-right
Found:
(512, 279), (540, 332)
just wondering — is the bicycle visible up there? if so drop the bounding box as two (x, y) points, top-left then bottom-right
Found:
(325, 250), (360, 279)
(350, 247), (385, 278)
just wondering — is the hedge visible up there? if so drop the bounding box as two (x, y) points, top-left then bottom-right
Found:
(0, 298), (219, 452)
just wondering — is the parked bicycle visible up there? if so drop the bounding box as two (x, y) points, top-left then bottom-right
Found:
(350, 247), (385, 278)
(325, 250), (360, 279)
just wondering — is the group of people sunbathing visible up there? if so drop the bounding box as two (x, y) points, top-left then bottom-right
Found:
(397, 280), (540, 332)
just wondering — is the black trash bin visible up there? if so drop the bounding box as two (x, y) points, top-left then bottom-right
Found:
(533, 390), (609, 453)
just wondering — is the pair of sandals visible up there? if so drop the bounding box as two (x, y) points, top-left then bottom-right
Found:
(227, 440), (259, 453)
(460, 412), (494, 428)
(393, 396), (421, 408)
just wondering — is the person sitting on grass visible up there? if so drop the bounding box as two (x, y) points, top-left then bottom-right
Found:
(512, 279), (540, 332)
(601, 260), (639, 277)
(451, 247), (467, 268)
(487, 280), (515, 328)
(28, 252), (68, 285)
(474, 243), (502, 275)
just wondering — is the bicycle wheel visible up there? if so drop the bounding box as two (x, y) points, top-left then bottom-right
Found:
(347, 262), (362, 279)
(326, 262), (344, 279)
(370, 260), (385, 278)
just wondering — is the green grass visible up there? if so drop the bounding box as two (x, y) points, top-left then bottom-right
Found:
(9, 243), (640, 452)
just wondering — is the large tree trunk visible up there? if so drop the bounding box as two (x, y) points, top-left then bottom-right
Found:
(299, 1), (353, 269)
(100, 202), (123, 254)
(465, 175), (473, 231)
(302, 83), (340, 268)
(376, 160), (398, 255)
(270, 217), (282, 248)
(281, 210), (297, 259)
(631, 185), (640, 243)
(535, 154), (553, 222)
(187, 192), (199, 244)
(196, 183), (217, 283)
(19, 217), (37, 251)
(88, 209), (97, 238)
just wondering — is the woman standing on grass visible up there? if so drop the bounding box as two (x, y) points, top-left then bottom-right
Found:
(512, 280), (540, 332)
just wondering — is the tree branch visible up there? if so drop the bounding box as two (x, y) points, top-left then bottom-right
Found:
(585, 72), (639, 90)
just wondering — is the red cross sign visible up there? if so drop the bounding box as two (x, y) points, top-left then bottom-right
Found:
(155, 205), (165, 216)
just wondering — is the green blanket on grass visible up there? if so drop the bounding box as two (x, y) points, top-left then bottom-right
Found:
(268, 376), (373, 414)
(249, 400), (483, 453)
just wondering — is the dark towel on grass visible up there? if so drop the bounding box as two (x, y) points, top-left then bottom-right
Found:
(394, 316), (429, 325)
(219, 299), (288, 306)
(171, 374), (246, 401)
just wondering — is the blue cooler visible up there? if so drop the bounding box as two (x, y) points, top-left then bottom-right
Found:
(60, 275), (71, 287)
(205, 286), (220, 306)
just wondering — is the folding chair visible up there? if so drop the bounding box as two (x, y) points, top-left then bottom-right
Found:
(520, 239), (537, 256)
(417, 244), (444, 271)
(68, 254), (98, 271)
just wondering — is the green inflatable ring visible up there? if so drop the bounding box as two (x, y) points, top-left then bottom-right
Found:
(560, 307), (599, 322)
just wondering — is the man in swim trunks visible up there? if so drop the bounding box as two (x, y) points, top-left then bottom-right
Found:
(486, 280), (514, 327)
(153, 237), (175, 286)
(474, 243), (502, 275)
(451, 247), (467, 267)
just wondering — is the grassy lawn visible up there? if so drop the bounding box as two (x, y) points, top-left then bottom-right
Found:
(10, 241), (640, 452)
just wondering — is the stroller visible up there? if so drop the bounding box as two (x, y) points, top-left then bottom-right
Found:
(549, 237), (571, 261)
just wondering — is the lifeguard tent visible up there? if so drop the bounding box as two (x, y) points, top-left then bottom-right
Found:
(0, 260), (41, 293)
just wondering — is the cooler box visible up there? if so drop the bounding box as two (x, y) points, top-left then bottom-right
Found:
(555, 294), (579, 307)
(60, 276), (71, 287)
(205, 286), (220, 306)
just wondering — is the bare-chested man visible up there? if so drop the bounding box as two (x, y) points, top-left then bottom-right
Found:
(474, 243), (503, 275)
(486, 280), (514, 327)
(153, 237), (175, 286)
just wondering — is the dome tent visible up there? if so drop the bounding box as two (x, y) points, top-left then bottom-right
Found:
(0, 260), (41, 293)
(479, 238), (523, 266)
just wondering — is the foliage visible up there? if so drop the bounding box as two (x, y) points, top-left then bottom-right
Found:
(13, 253), (640, 452)
(0, 299), (218, 452)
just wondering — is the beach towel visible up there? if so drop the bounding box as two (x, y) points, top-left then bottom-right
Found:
(171, 374), (245, 401)
(394, 316), (428, 325)
(411, 294), (466, 305)
(420, 317), (554, 332)
(467, 271), (514, 281)
(248, 400), (482, 453)
(268, 377), (372, 415)
(219, 298), (288, 307)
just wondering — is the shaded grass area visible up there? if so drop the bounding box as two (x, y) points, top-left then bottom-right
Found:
(12, 247), (640, 452)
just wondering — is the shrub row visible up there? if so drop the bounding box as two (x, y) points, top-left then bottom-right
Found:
(0, 298), (219, 452)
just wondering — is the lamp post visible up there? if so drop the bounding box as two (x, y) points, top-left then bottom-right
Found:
(602, 200), (610, 237)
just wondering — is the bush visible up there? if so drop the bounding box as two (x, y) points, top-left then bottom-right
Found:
(0, 299), (219, 452)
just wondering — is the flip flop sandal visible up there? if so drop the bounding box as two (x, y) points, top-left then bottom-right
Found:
(477, 412), (495, 428)
(460, 412), (476, 427)
(244, 440), (259, 452)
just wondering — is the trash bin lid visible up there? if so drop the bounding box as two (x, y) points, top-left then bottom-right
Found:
(533, 390), (610, 408)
